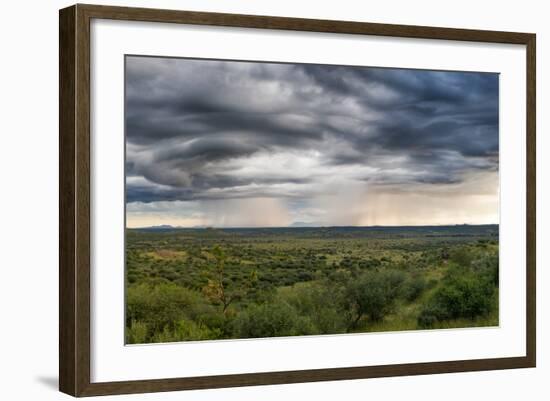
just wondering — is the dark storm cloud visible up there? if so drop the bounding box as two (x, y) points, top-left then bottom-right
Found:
(125, 56), (498, 203)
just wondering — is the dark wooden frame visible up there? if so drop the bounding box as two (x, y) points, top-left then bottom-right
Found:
(59, 3), (536, 397)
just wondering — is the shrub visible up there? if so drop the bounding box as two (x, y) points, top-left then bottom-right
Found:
(417, 270), (496, 328)
(232, 300), (314, 338)
(417, 303), (449, 328)
(126, 320), (149, 344)
(279, 282), (347, 334)
(344, 269), (406, 328)
(402, 276), (428, 302)
(471, 253), (499, 285)
(150, 319), (222, 343)
(126, 282), (209, 338)
(449, 247), (474, 267)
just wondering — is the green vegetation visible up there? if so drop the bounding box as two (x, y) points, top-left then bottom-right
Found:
(125, 225), (499, 344)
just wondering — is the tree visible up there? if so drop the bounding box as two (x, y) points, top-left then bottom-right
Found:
(202, 245), (257, 315)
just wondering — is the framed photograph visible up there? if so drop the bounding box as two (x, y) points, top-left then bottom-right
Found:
(59, 4), (536, 397)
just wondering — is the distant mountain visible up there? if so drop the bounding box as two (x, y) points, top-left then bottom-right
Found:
(133, 224), (177, 231)
(289, 221), (321, 227)
(130, 223), (498, 233)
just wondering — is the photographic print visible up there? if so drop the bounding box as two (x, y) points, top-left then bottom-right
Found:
(124, 55), (499, 344)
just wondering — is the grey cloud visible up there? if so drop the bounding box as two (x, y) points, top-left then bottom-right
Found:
(125, 56), (498, 204)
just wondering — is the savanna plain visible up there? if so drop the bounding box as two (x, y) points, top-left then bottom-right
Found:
(126, 225), (499, 344)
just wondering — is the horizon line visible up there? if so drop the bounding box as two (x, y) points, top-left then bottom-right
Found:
(127, 222), (500, 230)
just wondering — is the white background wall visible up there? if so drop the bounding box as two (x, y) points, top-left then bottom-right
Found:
(0, 0), (546, 400)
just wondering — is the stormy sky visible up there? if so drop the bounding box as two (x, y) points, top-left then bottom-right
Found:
(125, 56), (499, 228)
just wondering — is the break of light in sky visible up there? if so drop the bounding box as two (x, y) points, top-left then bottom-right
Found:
(125, 56), (499, 228)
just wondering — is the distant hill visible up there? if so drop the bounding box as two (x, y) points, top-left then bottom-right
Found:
(289, 221), (321, 227)
(133, 224), (177, 231)
(129, 224), (498, 239)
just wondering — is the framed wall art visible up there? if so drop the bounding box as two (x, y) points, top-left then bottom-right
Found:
(59, 3), (536, 397)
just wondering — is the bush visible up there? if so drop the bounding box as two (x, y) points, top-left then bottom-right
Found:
(449, 247), (474, 267)
(279, 282), (347, 334)
(126, 282), (213, 340)
(471, 253), (499, 285)
(232, 300), (314, 338)
(150, 319), (222, 343)
(345, 269), (406, 328)
(417, 303), (449, 328)
(402, 276), (427, 302)
(126, 320), (149, 344)
(417, 269), (496, 328)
